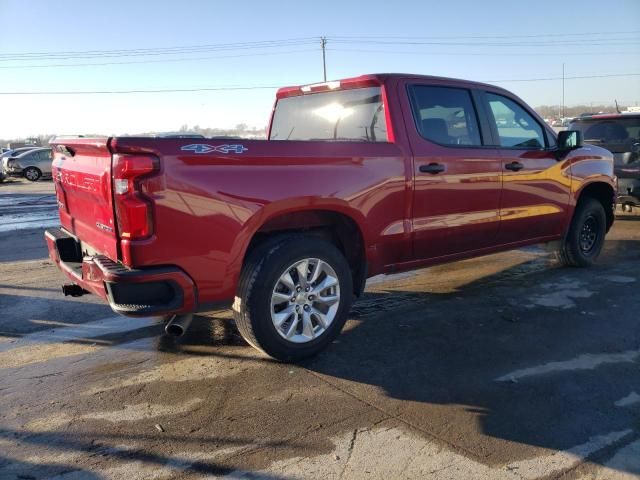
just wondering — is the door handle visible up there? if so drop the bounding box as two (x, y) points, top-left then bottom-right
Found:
(419, 163), (446, 174)
(504, 161), (524, 172)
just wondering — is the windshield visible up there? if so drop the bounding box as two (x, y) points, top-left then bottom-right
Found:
(269, 87), (388, 142)
(569, 117), (640, 152)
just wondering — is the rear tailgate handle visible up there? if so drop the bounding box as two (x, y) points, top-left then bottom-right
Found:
(505, 161), (524, 172)
(419, 163), (446, 174)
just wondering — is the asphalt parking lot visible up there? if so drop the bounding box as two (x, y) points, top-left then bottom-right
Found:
(1, 178), (639, 479)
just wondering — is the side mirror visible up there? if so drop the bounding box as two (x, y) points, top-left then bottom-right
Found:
(557, 130), (583, 150)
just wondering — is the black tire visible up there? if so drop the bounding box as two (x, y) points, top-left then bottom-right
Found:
(234, 234), (353, 361)
(23, 167), (42, 182)
(558, 197), (606, 267)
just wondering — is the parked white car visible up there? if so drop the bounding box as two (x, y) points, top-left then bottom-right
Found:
(3, 148), (53, 181)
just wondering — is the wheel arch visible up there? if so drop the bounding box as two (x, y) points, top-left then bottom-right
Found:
(237, 203), (369, 297)
(574, 181), (616, 232)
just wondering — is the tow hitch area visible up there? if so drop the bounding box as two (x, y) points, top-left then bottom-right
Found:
(62, 283), (90, 297)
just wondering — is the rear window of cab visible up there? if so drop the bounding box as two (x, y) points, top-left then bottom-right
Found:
(269, 87), (388, 142)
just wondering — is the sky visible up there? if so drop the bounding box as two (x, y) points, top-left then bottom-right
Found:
(0, 0), (639, 138)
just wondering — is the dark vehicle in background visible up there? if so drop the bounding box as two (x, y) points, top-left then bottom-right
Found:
(569, 113), (640, 211)
(3, 147), (53, 181)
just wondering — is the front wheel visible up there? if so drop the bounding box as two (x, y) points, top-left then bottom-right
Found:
(558, 197), (607, 267)
(23, 167), (42, 182)
(233, 235), (353, 361)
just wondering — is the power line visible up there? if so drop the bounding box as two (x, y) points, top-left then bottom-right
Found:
(0, 38), (319, 61)
(329, 38), (640, 47)
(1, 45), (633, 70)
(484, 72), (640, 82)
(3, 37), (633, 62)
(329, 30), (640, 40)
(1, 73), (638, 96)
(328, 47), (640, 57)
(1, 31), (638, 62)
(0, 85), (284, 95)
(0, 48), (318, 69)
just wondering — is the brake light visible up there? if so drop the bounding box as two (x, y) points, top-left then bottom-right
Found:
(112, 154), (159, 240)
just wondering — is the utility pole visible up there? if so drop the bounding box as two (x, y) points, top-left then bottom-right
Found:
(320, 37), (327, 81)
(561, 63), (565, 119)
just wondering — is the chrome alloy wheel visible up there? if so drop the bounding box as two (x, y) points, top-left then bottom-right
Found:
(270, 258), (340, 343)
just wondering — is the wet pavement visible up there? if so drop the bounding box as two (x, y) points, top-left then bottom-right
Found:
(1, 179), (639, 479)
(0, 179), (58, 233)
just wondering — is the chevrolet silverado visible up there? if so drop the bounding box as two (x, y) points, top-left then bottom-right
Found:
(45, 74), (616, 360)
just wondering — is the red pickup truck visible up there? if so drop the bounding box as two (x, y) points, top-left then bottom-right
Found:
(46, 73), (616, 360)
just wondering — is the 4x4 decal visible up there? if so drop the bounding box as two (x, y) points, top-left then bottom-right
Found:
(181, 144), (248, 154)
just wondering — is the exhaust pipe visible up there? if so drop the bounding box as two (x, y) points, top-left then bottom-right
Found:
(164, 314), (193, 337)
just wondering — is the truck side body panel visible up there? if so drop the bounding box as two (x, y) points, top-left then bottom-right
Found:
(46, 73), (616, 318)
(110, 137), (410, 303)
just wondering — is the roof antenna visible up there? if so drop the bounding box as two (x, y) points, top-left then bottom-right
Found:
(615, 99), (621, 114)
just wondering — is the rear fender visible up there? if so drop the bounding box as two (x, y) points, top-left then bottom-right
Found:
(222, 198), (370, 296)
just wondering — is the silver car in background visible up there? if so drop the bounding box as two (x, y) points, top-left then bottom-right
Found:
(1, 146), (39, 182)
(3, 147), (53, 181)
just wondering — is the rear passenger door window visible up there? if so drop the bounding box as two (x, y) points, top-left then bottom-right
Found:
(408, 85), (482, 146)
(486, 93), (545, 149)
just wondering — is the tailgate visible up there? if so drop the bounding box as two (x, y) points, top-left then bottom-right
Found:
(50, 137), (118, 260)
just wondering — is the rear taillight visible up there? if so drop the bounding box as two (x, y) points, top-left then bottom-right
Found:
(112, 154), (159, 240)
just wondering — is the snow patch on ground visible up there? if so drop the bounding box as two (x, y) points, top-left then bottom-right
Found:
(615, 391), (640, 407)
(495, 350), (640, 382)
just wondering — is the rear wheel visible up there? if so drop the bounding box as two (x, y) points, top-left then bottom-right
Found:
(558, 197), (606, 267)
(23, 167), (42, 182)
(234, 235), (353, 361)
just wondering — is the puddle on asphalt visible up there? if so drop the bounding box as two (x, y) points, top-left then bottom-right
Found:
(524, 278), (595, 309)
(0, 195), (56, 207)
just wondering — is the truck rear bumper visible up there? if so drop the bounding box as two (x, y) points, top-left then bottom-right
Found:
(45, 227), (197, 317)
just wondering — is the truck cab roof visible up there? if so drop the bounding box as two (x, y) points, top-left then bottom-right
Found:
(277, 73), (509, 99)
